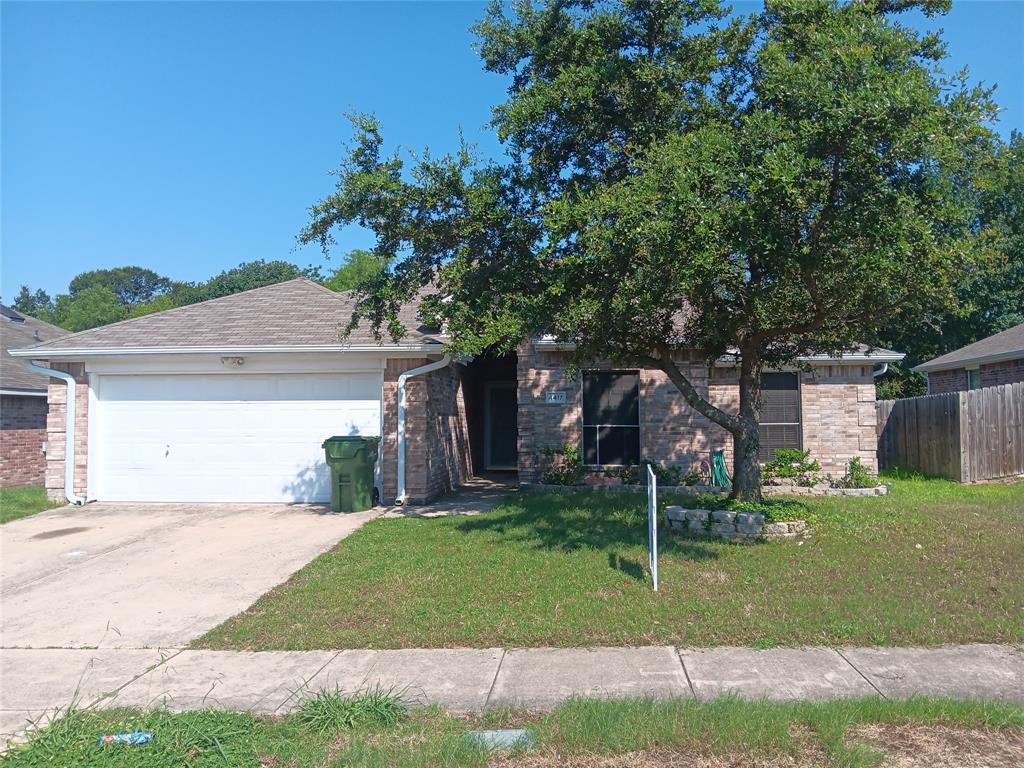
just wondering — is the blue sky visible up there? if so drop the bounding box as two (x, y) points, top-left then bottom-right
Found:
(2, 1), (1022, 301)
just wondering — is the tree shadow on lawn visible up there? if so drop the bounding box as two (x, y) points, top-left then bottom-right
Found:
(454, 493), (719, 570)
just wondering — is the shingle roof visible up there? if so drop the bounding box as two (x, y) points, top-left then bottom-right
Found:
(1, 306), (69, 391)
(914, 323), (1024, 373)
(12, 279), (442, 356)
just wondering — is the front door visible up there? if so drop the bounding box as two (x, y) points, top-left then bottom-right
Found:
(485, 382), (518, 470)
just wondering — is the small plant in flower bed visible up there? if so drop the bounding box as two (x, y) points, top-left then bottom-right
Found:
(665, 493), (812, 523)
(606, 460), (703, 486)
(540, 445), (585, 485)
(830, 456), (878, 489)
(761, 448), (821, 487)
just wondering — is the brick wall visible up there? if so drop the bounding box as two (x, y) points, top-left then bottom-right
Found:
(517, 341), (879, 482)
(927, 358), (1024, 394)
(928, 368), (968, 394)
(0, 395), (48, 487)
(799, 365), (878, 475)
(980, 358), (1024, 388)
(382, 358), (472, 504)
(44, 363), (89, 502)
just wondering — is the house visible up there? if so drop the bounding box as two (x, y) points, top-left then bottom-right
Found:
(10, 278), (903, 505)
(914, 323), (1024, 394)
(1, 305), (67, 487)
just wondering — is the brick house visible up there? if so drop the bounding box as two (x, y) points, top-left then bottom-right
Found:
(0, 305), (67, 487)
(914, 323), (1024, 394)
(10, 279), (902, 504)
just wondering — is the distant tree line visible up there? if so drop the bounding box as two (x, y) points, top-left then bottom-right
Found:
(875, 131), (1023, 398)
(9, 250), (390, 334)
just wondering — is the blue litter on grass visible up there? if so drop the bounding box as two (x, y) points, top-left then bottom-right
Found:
(469, 728), (535, 752)
(98, 731), (153, 747)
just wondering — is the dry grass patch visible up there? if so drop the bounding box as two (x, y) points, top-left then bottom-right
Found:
(850, 723), (1024, 768)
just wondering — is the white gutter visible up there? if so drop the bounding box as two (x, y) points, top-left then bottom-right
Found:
(8, 343), (445, 358)
(0, 388), (48, 397)
(532, 339), (905, 365)
(21, 361), (83, 505)
(395, 354), (452, 505)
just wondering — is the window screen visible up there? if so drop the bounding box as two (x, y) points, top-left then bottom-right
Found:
(968, 369), (982, 390)
(759, 372), (801, 462)
(582, 371), (640, 465)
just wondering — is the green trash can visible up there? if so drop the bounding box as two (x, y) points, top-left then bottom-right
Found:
(322, 436), (380, 513)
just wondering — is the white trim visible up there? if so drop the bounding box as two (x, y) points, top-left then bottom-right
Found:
(8, 343), (443, 359)
(81, 352), (389, 376)
(913, 348), (1024, 373)
(0, 388), (47, 397)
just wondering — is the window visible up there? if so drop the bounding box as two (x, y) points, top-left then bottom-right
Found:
(582, 371), (640, 465)
(759, 372), (800, 462)
(968, 369), (982, 390)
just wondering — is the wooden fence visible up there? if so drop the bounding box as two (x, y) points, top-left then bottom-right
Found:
(876, 381), (1024, 482)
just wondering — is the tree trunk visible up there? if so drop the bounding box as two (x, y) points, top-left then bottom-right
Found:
(646, 345), (763, 503)
(732, 353), (763, 502)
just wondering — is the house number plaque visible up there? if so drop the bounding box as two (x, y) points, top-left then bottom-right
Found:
(545, 391), (567, 404)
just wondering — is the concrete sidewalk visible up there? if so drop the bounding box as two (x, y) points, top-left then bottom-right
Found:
(2, 644), (1021, 740)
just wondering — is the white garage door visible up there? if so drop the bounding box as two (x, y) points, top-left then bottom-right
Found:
(92, 373), (382, 502)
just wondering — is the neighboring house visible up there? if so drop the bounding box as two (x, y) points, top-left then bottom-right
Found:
(914, 323), (1024, 395)
(1, 305), (67, 487)
(10, 278), (903, 505)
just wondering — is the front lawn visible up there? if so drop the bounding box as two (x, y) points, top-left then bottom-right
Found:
(4, 696), (1021, 768)
(196, 476), (1024, 650)
(0, 486), (63, 524)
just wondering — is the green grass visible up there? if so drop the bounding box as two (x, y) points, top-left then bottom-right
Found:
(196, 475), (1024, 650)
(3, 696), (1021, 768)
(0, 486), (63, 524)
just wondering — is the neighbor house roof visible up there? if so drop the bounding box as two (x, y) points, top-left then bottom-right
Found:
(1, 306), (68, 393)
(913, 323), (1024, 373)
(9, 279), (443, 359)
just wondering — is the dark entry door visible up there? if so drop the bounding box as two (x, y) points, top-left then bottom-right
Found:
(486, 383), (518, 470)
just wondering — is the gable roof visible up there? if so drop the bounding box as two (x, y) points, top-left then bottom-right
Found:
(1, 306), (68, 392)
(10, 279), (442, 358)
(913, 323), (1024, 373)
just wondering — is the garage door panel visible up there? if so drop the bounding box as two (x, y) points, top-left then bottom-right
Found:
(94, 373), (381, 502)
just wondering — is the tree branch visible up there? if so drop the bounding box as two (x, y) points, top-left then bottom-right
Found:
(638, 344), (742, 434)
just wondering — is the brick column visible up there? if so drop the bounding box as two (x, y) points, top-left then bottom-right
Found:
(45, 363), (89, 502)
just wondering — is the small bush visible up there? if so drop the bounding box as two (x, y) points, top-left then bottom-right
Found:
(832, 457), (877, 489)
(540, 445), (585, 485)
(606, 461), (699, 486)
(298, 686), (407, 734)
(761, 449), (821, 487)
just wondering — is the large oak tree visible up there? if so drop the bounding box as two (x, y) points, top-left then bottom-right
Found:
(301, 0), (1000, 501)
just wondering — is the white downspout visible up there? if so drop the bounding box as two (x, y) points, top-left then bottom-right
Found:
(395, 354), (451, 505)
(22, 361), (84, 505)
(872, 363), (889, 378)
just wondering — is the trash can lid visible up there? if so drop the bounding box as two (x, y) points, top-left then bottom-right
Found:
(322, 435), (380, 445)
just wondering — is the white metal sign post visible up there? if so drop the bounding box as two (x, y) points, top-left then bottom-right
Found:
(647, 463), (659, 592)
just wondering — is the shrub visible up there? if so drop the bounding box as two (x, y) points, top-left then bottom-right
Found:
(761, 448), (821, 487)
(605, 461), (695, 486)
(540, 445), (585, 485)
(832, 456), (877, 489)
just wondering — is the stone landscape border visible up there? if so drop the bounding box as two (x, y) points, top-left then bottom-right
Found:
(664, 507), (807, 542)
(525, 483), (889, 497)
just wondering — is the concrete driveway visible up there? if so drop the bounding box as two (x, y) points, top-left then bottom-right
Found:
(1, 502), (378, 649)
